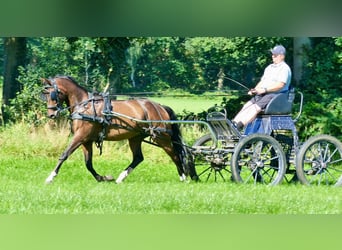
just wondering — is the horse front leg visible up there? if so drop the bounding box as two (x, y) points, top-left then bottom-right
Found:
(45, 139), (82, 184)
(82, 141), (114, 182)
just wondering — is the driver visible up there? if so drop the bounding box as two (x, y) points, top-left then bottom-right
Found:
(232, 45), (292, 130)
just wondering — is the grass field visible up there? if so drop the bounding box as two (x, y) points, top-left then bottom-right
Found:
(149, 95), (224, 114)
(0, 123), (341, 214)
(114, 94), (226, 116)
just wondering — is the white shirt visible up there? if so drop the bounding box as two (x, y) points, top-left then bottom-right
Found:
(260, 61), (292, 93)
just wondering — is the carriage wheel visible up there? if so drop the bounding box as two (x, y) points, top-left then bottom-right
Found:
(295, 134), (342, 186)
(231, 134), (287, 185)
(192, 134), (232, 182)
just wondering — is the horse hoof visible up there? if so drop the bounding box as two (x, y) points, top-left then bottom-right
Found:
(103, 175), (114, 181)
(191, 175), (200, 182)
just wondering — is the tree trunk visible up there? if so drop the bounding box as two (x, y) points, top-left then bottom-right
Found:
(293, 37), (311, 85)
(1, 37), (27, 124)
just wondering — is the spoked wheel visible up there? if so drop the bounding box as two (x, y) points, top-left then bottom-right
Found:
(296, 134), (342, 186)
(231, 134), (287, 185)
(192, 134), (232, 182)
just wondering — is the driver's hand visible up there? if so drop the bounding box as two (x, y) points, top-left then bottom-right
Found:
(248, 88), (257, 95)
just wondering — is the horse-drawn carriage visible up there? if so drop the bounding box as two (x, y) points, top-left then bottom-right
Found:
(41, 76), (342, 186)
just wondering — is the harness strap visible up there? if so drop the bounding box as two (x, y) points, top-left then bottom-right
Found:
(136, 99), (170, 141)
(71, 112), (108, 124)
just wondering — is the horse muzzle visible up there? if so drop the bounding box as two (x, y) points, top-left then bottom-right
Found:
(48, 113), (58, 119)
(47, 106), (60, 119)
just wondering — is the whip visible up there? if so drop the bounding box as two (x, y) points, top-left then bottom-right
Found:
(223, 76), (250, 91)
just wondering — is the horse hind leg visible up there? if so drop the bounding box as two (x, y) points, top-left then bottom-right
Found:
(115, 136), (144, 184)
(156, 137), (193, 182)
(158, 127), (198, 182)
(159, 106), (198, 181)
(177, 145), (198, 181)
(82, 141), (114, 182)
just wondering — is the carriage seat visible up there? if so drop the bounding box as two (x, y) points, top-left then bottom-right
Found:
(261, 87), (295, 115)
(244, 88), (296, 135)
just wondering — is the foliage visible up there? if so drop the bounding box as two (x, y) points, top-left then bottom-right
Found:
(134, 37), (292, 92)
(4, 66), (48, 125)
(3, 37), (131, 125)
(296, 38), (342, 140)
(1, 37), (342, 140)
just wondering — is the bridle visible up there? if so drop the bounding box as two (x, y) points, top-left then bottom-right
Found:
(43, 79), (65, 116)
(42, 78), (101, 119)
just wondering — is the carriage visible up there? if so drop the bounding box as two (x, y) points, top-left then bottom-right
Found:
(191, 88), (342, 186)
(41, 76), (342, 186)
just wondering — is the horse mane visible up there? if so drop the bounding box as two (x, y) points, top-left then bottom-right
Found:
(53, 75), (89, 93)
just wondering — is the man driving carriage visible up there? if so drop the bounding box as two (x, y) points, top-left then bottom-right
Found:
(232, 45), (292, 130)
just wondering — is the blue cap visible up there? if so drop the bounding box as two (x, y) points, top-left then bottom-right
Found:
(270, 45), (286, 55)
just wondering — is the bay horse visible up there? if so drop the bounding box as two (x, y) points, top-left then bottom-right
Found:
(41, 76), (198, 184)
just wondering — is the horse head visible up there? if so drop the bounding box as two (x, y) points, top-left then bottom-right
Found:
(41, 77), (68, 119)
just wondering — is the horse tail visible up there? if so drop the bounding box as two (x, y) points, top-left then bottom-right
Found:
(162, 105), (198, 181)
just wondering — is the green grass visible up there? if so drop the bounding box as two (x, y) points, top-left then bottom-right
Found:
(149, 96), (222, 114)
(0, 124), (341, 214)
(116, 93), (225, 114)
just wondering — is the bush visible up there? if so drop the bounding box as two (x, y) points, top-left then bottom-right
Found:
(296, 38), (342, 140)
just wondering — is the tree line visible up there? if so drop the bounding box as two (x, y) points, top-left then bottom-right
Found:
(0, 37), (341, 139)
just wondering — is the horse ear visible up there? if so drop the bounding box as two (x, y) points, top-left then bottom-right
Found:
(41, 78), (51, 86)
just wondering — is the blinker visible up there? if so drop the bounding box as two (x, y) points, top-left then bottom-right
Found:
(50, 91), (58, 101)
